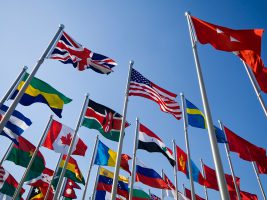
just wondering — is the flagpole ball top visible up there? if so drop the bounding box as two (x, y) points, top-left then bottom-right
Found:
(129, 60), (134, 65)
(59, 24), (65, 29)
(185, 11), (191, 16)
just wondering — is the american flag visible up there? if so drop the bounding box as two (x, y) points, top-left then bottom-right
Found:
(49, 31), (117, 74)
(129, 68), (181, 120)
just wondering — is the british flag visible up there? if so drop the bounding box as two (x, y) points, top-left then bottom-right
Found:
(49, 31), (117, 74)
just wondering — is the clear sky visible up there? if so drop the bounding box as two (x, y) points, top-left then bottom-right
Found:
(0, 0), (267, 199)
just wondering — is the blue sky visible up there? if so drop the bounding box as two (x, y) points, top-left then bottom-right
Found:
(0, 1), (267, 199)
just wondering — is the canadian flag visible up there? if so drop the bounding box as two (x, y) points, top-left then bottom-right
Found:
(43, 119), (87, 156)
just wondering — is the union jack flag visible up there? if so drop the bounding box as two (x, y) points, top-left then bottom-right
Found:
(49, 31), (117, 74)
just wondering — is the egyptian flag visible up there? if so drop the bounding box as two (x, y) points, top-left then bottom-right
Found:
(138, 123), (175, 166)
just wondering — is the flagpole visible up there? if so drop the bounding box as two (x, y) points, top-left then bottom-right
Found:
(251, 161), (267, 200)
(13, 115), (54, 200)
(242, 61), (267, 117)
(26, 186), (33, 200)
(82, 135), (99, 200)
(111, 60), (134, 200)
(218, 120), (241, 200)
(172, 139), (179, 200)
(185, 12), (230, 200)
(180, 93), (196, 200)
(0, 24), (64, 135)
(0, 142), (13, 166)
(53, 93), (90, 200)
(200, 158), (208, 200)
(129, 117), (139, 200)
(182, 184), (185, 196)
(58, 178), (67, 199)
(161, 169), (164, 200)
(0, 66), (28, 108)
(91, 166), (100, 200)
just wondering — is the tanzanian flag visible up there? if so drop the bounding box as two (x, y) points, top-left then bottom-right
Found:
(10, 73), (72, 118)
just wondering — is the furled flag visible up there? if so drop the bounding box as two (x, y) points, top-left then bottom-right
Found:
(97, 167), (129, 198)
(25, 168), (54, 188)
(185, 99), (227, 143)
(62, 178), (81, 199)
(10, 73), (72, 118)
(229, 190), (258, 200)
(43, 119), (87, 156)
(184, 187), (205, 200)
(138, 123), (175, 166)
(150, 193), (161, 200)
(94, 139), (131, 174)
(58, 155), (85, 185)
(130, 185), (150, 200)
(176, 146), (206, 186)
(162, 173), (176, 199)
(0, 104), (32, 144)
(135, 158), (169, 189)
(82, 99), (130, 142)
(129, 68), (182, 120)
(6, 136), (46, 176)
(49, 31), (117, 74)
(203, 164), (240, 192)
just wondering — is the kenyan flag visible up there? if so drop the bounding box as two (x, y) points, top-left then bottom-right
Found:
(82, 99), (130, 142)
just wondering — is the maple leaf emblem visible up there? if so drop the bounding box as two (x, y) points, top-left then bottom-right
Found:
(60, 133), (73, 146)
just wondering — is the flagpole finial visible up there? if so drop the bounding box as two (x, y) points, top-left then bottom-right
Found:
(180, 92), (184, 97)
(129, 60), (134, 65)
(136, 117), (139, 121)
(59, 24), (65, 29)
(172, 139), (175, 143)
(85, 93), (89, 97)
(185, 11), (191, 16)
(23, 66), (28, 70)
(50, 115), (54, 119)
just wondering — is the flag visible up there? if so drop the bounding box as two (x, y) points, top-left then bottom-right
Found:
(162, 173), (176, 198)
(94, 139), (131, 174)
(62, 179), (81, 199)
(6, 136), (46, 176)
(255, 156), (267, 174)
(0, 193), (13, 200)
(28, 187), (44, 200)
(135, 158), (169, 189)
(96, 190), (125, 200)
(0, 104), (32, 144)
(58, 155), (85, 184)
(129, 68), (181, 120)
(43, 119), (87, 156)
(131, 186), (150, 200)
(184, 187), (205, 200)
(10, 73), (72, 118)
(150, 193), (161, 200)
(49, 31), (117, 74)
(82, 99), (130, 142)
(229, 190), (258, 200)
(138, 123), (175, 166)
(185, 99), (227, 143)
(25, 167), (54, 188)
(176, 146), (206, 185)
(97, 167), (129, 198)
(203, 164), (240, 191)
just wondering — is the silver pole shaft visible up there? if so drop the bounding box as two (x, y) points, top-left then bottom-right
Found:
(200, 159), (208, 200)
(91, 166), (100, 200)
(182, 184), (185, 196)
(0, 142), (13, 166)
(53, 94), (90, 199)
(218, 120), (241, 200)
(172, 140), (179, 200)
(26, 186), (33, 200)
(13, 115), (54, 200)
(242, 61), (267, 117)
(161, 169), (164, 200)
(0, 66), (28, 108)
(129, 117), (139, 200)
(82, 135), (99, 200)
(110, 60), (134, 200)
(252, 161), (267, 200)
(58, 178), (67, 199)
(0, 25), (64, 134)
(180, 93), (196, 200)
(185, 12), (230, 200)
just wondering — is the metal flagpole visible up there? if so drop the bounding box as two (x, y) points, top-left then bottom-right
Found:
(82, 135), (99, 200)
(251, 161), (267, 200)
(58, 177), (67, 199)
(0, 142), (13, 166)
(180, 93), (196, 200)
(161, 169), (164, 200)
(26, 186), (34, 200)
(13, 115), (54, 199)
(182, 184), (185, 196)
(0, 66), (28, 108)
(185, 11), (230, 200)
(53, 93), (89, 199)
(91, 166), (100, 200)
(129, 117), (139, 200)
(242, 61), (267, 117)
(172, 139), (179, 200)
(200, 158), (208, 200)
(218, 120), (241, 200)
(0, 25), (64, 135)
(110, 60), (134, 200)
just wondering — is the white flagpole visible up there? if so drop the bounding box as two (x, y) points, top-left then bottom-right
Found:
(0, 24), (64, 134)
(13, 115), (54, 199)
(0, 66), (28, 108)
(180, 93), (196, 200)
(218, 120), (241, 200)
(172, 139), (179, 200)
(200, 158), (208, 200)
(53, 93), (90, 199)
(26, 186), (34, 200)
(129, 117), (139, 200)
(161, 169), (164, 200)
(0, 142), (13, 166)
(111, 60), (134, 200)
(242, 61), (267, 117)
(82, 135), (99, 200)
(91, 166), (100, 200)
(251, 161), (267, 200)
(185, 12), (230, 200)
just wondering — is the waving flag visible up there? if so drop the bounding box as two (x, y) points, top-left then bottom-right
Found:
(131, 186), (150, 200)
(138, 123), (175, 166)
(150, 193), (161, 200)
(0, 104), (32, 144)
(62, 178), (81, 199)
(229, 190), (258, 200)
(25, 168), (54, 188)
(184, 187), (205, 200)
(129, 68), (181, 120)
(49, 31), (117, 74)
(162, 173), (176, 198)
